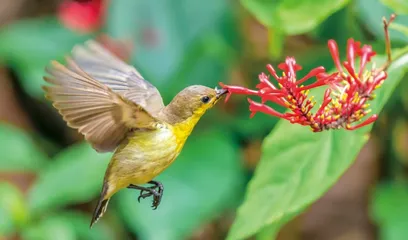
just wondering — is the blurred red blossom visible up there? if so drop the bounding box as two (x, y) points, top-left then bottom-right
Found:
(220, 14), (396, 132)
(58, 0), (134, 62)
(58, 0), (106, 33)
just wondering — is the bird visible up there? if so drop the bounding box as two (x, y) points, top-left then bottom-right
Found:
(42, 39), (228, 227)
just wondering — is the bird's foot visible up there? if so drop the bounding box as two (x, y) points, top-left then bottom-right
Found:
(137, 190), (161, 209)
(128, 180), (164, 210)
(138, 180), (163, 209)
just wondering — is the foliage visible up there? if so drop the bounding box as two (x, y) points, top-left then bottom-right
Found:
(241, 0), (351, 36)
(28, 143), (111, 214)
(21, 212), (114, 240)
(0, 124), (48, 171)
(0, 183), (28, 237)
(0, 17), (92, 99)
(380, 0), (408, 15)
(241, 0), (350, 59)
(372, 183), (408, 240)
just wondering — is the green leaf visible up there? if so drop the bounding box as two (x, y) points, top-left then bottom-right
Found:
(22, 216), (76, 240)
(106, 0), (237, 102)
(226, 50), (408, 240)
(22, 211), (116, 240)
(390, 23), (408, 38)
(116, 129), (245, 240)
(241, 0), (350, 35)
(28, 143), (111, 214)
(0, 182), (28, 236)
(372, 183), (408, 240)
(0, 17), (92, 98)
(356, 0), (408, 43)
(0, 124), (48, 172)
(380, 0), (408, 14)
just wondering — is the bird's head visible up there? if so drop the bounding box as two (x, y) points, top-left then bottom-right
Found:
(161, 85), (228, 124)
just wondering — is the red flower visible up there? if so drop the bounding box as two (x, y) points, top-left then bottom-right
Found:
(220, 57), (340, 132)
(58, 0), (106, 33)
(220, 15), (396, 132)
(58, 0), (134, 62)
(322, 38), (386, 130)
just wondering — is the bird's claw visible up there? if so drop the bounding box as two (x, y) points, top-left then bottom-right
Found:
(137, 189), (161, 209)
(151, 191), (161, 209)
(137, 190), (152, 202)
(135, 181), (164, 209)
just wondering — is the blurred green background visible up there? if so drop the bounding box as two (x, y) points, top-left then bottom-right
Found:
(0, 0), (408, 239)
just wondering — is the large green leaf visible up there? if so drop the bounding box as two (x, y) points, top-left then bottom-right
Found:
(240, 0), (350, 35)
(106, 0), (238, 102)
(116, 129), (245, 240)
(372, 182), (408, 240)
(0, 124), (48, 172)
(0, 183), (28, 236)
(28, 143), (111, 214)
(22, 211), (115, 240)
(0, 17), (92, 98)
(226, 50), (408, 240)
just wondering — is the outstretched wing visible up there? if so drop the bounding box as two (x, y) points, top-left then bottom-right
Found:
(43, 59), (161, 153)
(68, 40), (165, 115)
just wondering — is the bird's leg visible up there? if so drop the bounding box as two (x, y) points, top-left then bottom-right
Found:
(127, 181), (164, 209)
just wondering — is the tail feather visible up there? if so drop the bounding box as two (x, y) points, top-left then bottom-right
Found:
(90, 183), (110, 228)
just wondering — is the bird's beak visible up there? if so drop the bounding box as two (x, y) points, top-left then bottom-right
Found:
(215, 88), (228, 99)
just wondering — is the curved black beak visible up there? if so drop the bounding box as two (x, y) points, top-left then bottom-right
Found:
(215, 88), (228, 99)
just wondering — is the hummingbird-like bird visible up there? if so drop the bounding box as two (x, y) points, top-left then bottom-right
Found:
(42, 40), (228, 227)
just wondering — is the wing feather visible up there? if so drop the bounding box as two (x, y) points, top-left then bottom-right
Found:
(43, 59), (160, 153)
(67, 40), (165, 115)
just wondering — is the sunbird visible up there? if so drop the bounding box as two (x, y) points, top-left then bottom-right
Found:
(42, 40), (228, 227)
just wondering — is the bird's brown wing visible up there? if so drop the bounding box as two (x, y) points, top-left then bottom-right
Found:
(43, 59), (161, 153)
(67, 40), (165, 115)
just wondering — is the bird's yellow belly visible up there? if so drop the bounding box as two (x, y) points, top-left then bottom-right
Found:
(105, 126), (181, 192)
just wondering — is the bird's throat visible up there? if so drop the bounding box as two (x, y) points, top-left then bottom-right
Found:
(171, 114), (202, 149)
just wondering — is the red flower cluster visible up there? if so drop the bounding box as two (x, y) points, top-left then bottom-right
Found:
(220, 15), (395, 132)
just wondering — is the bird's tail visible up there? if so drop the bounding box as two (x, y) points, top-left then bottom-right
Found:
(90, 182), (110, 228)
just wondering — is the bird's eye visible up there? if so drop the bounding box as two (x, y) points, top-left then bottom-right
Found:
(201, 96), (210, 103)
